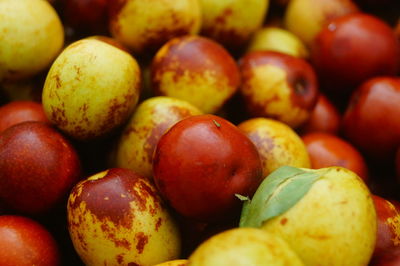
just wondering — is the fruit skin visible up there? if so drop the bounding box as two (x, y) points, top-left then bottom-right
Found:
(0, 215), (60, 266)
(151, 35), (240, 114)
(284, 0), (359, 46)
(153, 114), (263, 222)
(341, 77), (400, 160)
(115, 96), (203, 179)
(187, 227), (304, 266)
(371, 195), (400, 259)
(0, 121), (81, 214)
(199, 0), (269, 52)
(67, 168), (181, 266)
(260, 166), (376, 266)
(302, 132), (369, 182)
(247, 26), (309, 58)
(0, 0), (64, 81)
(298, 94), (341, 135)
(237, 117), (311, 178)
(42, 39), (141, 140)
(154, 259), (188, 266)
(109, 0), (201, 55)
(311, 13), (400, 91)
(0, 101), (49, 134)
(238, 51), (319, 128)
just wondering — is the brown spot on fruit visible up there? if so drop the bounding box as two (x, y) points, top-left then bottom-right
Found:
(116, 254), (124, 264)
(155, 217), (162, 231)
(135, 232), (149, 254)
(280, 218), (288, 225)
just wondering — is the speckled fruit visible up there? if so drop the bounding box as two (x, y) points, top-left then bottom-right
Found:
(0, 121), (81, 214)
(187, 228), (304, 266)
(0, 0), (64, 81)
(247, 26), (309, 58)
(237, 117), (310, 178)
(0, 101), (49, 134)
(284, 0), (359, 46)
(67, 168), (181, 266)
(302, 132), (368, 182)
(0, 215), (60, 266)
(115, 96), (202, 179)
(239, 51), (319, 128)
(109, 0), (201, 55)
(151, 35), (241, 114)
(199, 0), (269, 52)
(153, 114), (263, 222)
(42, 39), (141, 140)
(154, 259), (188, 266)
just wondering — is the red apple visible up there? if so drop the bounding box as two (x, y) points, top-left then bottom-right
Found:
(341, 76), (400, 161)
(238, 51), (319, 128)
(370, 248), (400, 266)
(298, 94), (341, 135)
(302, 132), (369, 182)
(0, 121), (81, 214)
(0, 215), (60, 266)
(153, 114), (263, 222)
(0, 101), (49, 134)
(371, 195), (400, 261)
(311, 13), (399, 93)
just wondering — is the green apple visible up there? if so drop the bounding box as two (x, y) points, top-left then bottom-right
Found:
(42, 39), (141, 140)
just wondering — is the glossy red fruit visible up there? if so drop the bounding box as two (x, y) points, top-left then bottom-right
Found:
(302, 132), (368, 182)
(0, 215), (60, 266)
(371, 195), (400, 260)
(299, 94), (341, 135)
(0, 121), (81, 214)
(311, 13), (399, 92)
(153, 114), (263, 222)
(341, 76), (400, 161)
(0, 101), (49, 134)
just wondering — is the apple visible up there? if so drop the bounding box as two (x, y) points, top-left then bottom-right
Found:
(311, 13), (400, 93)
(42, 38), (141, 140)
(370, 249), (400, 266)
(371, 194), (400, 260)
(341, 76), (400, 161)
(154, 260), (188, 266)
(240, 166), (376, 265)
(298, 94), (341, 135)
(0, 0), (64, 81)
(153, 114), (263, 222)
(238, 51), (319, 128)
(67, 168), (181, 266)
(0, 101), (49, 134)
(188, 228), (304, 266)
(0, 215), (60, 266)
(151, 35), (241, 114)
(199, 0), (269, 53)
(114, 96), (203, 179)
(0, 121), (81, 214)
(246, 26), (309, 58)
(302, 132), (369, 182)
(109, 0), (201, 56)
(237, 117), (311, 178)
(283, 0), (359, 46)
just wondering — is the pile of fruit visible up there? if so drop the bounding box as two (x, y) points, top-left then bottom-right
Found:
(0, 0), (400, 265)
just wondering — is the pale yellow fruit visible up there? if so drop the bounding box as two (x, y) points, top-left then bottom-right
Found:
(238, 117), (310, 178)
(109, 0), (201, 55)
(247, 27), (309, 58)
(200, 0), (269, 50)
(67, 168), (181, 266)
(284, 0), (359, 46)
(42, 39), (141, 140)
(188, 227), (304, 266)
(261, 167), (376, 266)
(115, 96), (203, 179)
(154, 259), (188, 266)
(0, 0), (64, 81)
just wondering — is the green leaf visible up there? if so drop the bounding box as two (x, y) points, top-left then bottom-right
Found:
(239, 166), (324, 228)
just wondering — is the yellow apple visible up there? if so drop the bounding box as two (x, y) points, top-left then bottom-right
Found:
(114, 96), (203, 179)
(238, 117), (310, 178)
(0, 0), (64, 81)
(42, 39), (141, 140)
